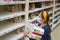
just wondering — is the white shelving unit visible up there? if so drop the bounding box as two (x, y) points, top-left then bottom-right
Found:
(0, 32), (24, 40)
(29, 0), (53, 3)
(0, 1), (26, 5)
(54, 12), (60, 17)
(52, 0), (60, 30)
(55, 3), (60, 6)
(0, 0), (60, 40)
(54, 8), (60, 11)
(0, 0), (26, 40)
(0, 21), (25, 36)
(0, 12), (25, 21)
(29, 5), (53, 13)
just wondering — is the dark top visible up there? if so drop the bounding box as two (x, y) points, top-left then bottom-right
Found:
(41, 25), (50, 40)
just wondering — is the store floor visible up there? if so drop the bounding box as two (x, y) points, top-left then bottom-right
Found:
(52, 24), (60, 40)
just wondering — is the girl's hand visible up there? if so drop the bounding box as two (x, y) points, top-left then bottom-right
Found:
(24, 32), (29, 37)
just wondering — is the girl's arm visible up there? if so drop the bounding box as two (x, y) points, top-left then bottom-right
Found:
(24, 23), (33, 37)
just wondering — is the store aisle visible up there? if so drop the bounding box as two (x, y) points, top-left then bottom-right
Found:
(52, 24), (60, 40)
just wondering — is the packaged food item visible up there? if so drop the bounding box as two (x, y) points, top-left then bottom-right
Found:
(9, 17), (20, 23)
(29, 3), (35, 10)
(13, 17), (20, 23)
(16, 28), (20, 34)
(30, 13), (35, 19)
(28, 23), (44, 40)
(8, 5), (19, 12)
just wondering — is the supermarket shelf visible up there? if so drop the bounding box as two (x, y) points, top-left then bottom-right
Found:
(53, 17), (58, 22)
(48, 11), (53, 14)
(58, 19), (60, 24)
(0, 0), (60, 40)
(58, 15), (60, 19)
(55, 3), (60, 6)
(0, 21), (25, 36)
(0, 1), (26, 5)
(29, 0), (53, 3)
(29, 5), (53, 13)
(58, 16), (60, 23)
(0, 32), (24, 40)
(52, 21), (59, 29)
(54, 8), (60, 11)
(54, 12), (60, 17)
(0, 12), (25, 21)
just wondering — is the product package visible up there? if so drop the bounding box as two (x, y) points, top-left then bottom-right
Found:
(16, 28), (20, 34)
(29, 3), (35, 10)
(28, 23), (44, 40)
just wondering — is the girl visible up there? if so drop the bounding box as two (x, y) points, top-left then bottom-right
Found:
(39, 11), (51, 40)
(24, 11), (51, 40)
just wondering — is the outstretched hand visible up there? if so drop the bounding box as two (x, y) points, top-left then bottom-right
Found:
(24, 32), (29, 37)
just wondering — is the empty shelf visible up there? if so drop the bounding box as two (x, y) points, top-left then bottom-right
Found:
(0, 21), (25, 36)
(58, 16), (60, 19)
(53, 18), (58, 22)
(0, 32), (24, 40)
(0, 12), (25, 21)
(55, 3), (60, 6)
(29, 0), (53, 3)
(29, 5), (53, 13)
(54, 12), (60, 17)
(54, 8), (60, 11)
(58, 18), (60, 24)
(0, 1), (26, 5)
(52, 21), (59, 29)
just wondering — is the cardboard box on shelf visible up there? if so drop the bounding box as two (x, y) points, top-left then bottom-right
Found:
(8, 17), (20, 23)
(16, 28), (20, 34)
(22, 4), (25, 11)
(29, 3), (35, 11)
(16, 26), (25, 34)
(29, 13), (35, 19)
(7, 5), (19, 12)
(4, 4), (24, 12)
